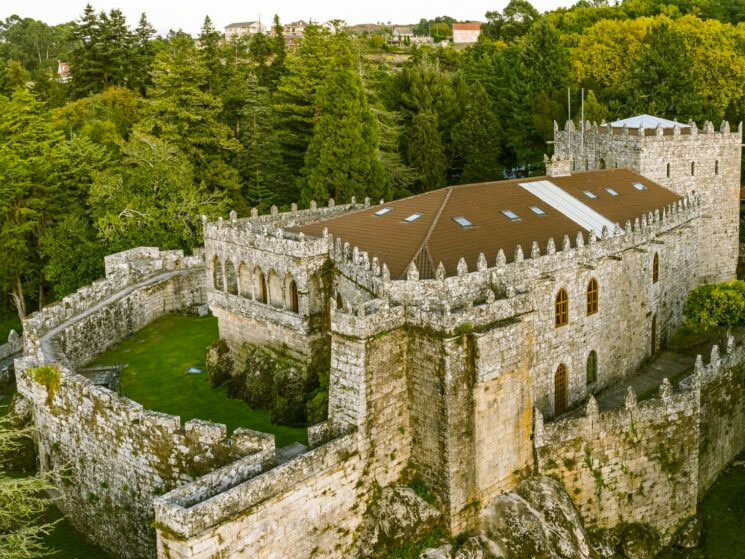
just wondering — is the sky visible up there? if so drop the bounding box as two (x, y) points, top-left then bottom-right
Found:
(2, 0), (576, 36)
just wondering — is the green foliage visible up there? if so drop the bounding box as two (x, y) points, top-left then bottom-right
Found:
(90, 131), (226, 252)
(29, 365), (61, 405)
(452, 83), (502, 183)
(684, 281), (745, 343)
(205, 339), (234, 388)
(302, 42), (387, 204)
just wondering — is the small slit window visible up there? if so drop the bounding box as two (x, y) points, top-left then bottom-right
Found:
(691, 161), (695, 176)
(403, 212), (423, 223)
(501, 209), (520, 221)
(529, 206), (546, 216)
(605, 187), (619, 196)
(374, 207), (392, 216)
(453, 216), (474, 228)
(666, 163), (671, 178)
(632, 182), (647, 191)
(583, 191), (597, 199)
(715, 160), (719, 175)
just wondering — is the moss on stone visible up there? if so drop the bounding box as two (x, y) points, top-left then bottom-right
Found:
(29, 364), (61, 404)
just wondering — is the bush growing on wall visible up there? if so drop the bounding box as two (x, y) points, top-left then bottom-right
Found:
(205, 339), (233, 387)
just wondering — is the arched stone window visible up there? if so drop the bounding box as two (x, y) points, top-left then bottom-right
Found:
(653, 253), (659, 284)
(288, 279), (299, 313)
(255, 268), (267, 304)
(238, 262), (251, 297)
(224, 260), (238, 295)
(586, 278), (598, 316)
(555, 288), (569, 327)
(268, 271), (283, 308)
(586, 351), (597, 385)
(666, 162), (670, 178)
(598, 158), (606, 170)
(555, 364), (568, 416)
(212, 256), (224, 291)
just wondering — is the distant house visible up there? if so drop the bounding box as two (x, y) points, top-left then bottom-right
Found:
(57, 61), (71, 83)
(282, 20), (307, 47)
(392, 26), (413, 43)
(452, 22), (481, 44)
(224, 21), (266, 40)
(410, 35), (434, 45)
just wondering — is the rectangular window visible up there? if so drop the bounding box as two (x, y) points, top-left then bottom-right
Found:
(403, 212), (423, 223)
(501, 209), (520, 221)
(529, 206), (546, 216)
(583, 191), (598, 199)
(605, 187), (619, 196)
(373, 207), (392, 216)
(453, 216), (474, 228)
(632, 182), (647, 191)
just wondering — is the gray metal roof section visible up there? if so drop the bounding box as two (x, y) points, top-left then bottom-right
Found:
(610, 114), (689, 128)
(518, 180), (620, 238)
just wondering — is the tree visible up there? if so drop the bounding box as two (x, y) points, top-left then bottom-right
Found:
(142, 35), (244, 209)
(484, 0), (541, 42)
(302, 43), (386, 204)
(452, 83), (502, 183)
(685, 281), (745, 348)
(0, 61), (30, 96)
(198, 16), (224, 93)
(237, 77), (288, 209)
(129, 13), (156, 95)
(91, 132), (227, 252)
(0, 412), (56, 559)
(407, 111), (447, 192)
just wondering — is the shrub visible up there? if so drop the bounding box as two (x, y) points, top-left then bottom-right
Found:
(205, 339), (233, 387)
(29, 364), (61, 404)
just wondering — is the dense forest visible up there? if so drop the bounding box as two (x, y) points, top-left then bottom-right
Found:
(3, 0), (745, 325)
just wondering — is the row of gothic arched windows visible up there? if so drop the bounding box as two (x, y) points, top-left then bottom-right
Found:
(211, 257), (299, 314)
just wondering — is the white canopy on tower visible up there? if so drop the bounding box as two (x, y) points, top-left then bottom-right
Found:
(609, 114), (689, 128)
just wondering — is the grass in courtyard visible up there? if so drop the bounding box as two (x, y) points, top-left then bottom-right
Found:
(88, 314), (307, 447)
(699, 452), (745, 558)
(42, 506), (112, 559)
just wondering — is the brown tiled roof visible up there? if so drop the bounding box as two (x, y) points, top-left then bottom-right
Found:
(452, 22), (482, 31)
(291, 169), (681, 279)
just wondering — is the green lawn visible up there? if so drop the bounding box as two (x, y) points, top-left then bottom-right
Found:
(700, 453), (745, 558)
(88, 314), (307, 447)
(43, 506), (112, 559)
(0, 313), (21, 341)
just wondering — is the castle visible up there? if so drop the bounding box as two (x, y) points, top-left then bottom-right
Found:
(13, 116), (745, 559)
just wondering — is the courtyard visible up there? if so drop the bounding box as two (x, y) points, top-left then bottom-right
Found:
(86, 314), (308, 447)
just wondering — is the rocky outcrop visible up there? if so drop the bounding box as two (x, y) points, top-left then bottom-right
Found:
(479, 476), (596, 559)
(357, 486), (441, 558)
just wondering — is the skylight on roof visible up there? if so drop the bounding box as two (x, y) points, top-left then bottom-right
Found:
(453, 216), (473, 228)
(605, 187), (619, 196)
(583, 191), (598, 199)
(529, 206), (546, 216)
(374, 207), (393, 216)
(632, 182), (647, 191)
(403, 212), (423, 223)
(501, 209), (520, 221)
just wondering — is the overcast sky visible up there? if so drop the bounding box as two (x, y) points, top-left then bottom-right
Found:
(2, 0), (576, 36)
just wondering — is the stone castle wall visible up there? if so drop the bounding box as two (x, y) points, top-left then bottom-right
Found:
(535, 339), (745, 542)
(16, 248), (275, 559)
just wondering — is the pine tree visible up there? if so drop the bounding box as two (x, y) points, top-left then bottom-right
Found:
(142, 35), (245, 210)
(267, 14), (287, 90)
(69, 4), (99, 97)
(198, 16), (224, 93)
(129, 13), (156, 95)
(237, 77), (288, 209)
(302, 43), (386, 204)
(407, 111), (447, 192)
(452, 82), (502, 184)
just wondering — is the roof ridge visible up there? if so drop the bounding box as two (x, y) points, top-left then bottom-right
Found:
(401, 186), (453, 279)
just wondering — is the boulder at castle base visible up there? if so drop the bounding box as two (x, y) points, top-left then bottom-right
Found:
(357, 486), (441, 558)
(419, 543), (453, 559)
(616, 524), (661, 559)
(479, 476), (597, 559)
(454, 537), (485, 559)
(670, 517), (702, 549)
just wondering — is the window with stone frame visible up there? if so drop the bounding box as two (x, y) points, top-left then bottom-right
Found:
(288, 280), (299, 313)
(555, 289), (569, 327)
(555, 364), (568, 416)
(653, 253), (659, 284)
(586, 278), (599, 315)
(586, 351), (597, 385)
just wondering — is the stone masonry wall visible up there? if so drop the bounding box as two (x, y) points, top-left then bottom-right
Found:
(535, 385), (700, 542)
(16, 248), (275, 559)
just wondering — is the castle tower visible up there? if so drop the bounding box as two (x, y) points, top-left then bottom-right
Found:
(553, 116), (742, 283)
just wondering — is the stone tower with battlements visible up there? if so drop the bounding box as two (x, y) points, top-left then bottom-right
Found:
(554, 117), (742, 283)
